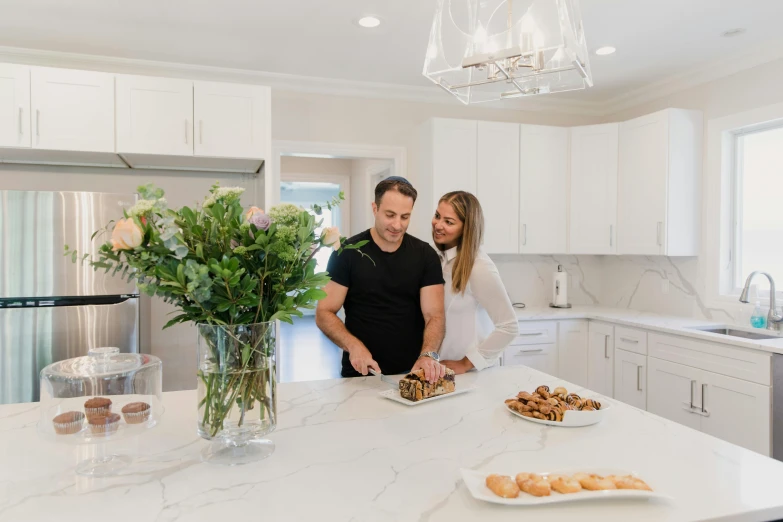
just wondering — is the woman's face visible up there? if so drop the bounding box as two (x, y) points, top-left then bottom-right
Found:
(432, 201), (464, 249)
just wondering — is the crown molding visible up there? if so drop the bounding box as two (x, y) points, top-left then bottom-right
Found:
(0, 46), (603, 116)
(599, 42), (783, 116)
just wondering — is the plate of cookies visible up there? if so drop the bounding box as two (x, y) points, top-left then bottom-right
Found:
(504, 385), (609, 427)
(461, 468), (671, 506)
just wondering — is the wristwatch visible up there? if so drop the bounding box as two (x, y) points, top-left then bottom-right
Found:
(418, 351), (440, 362)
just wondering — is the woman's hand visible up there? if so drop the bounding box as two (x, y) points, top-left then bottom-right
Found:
(442, 357), (475, 375)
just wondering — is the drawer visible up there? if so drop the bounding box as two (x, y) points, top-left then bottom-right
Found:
(502, 342), (558, 375)
(615, 326), (648, 355)
(510, 321), (557, 345)
(648, 332), (771, 385)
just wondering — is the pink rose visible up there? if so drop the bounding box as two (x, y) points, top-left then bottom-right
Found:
(111, 218), (143, 251)
(321, 226), (341, 250)
(245, 206), (264, 220)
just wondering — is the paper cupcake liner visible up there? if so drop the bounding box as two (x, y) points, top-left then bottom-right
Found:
(89, 421), (120, 435)
(53, 419), (84, 435)
(122, 409), (151, 424)
(85, 406), (111, 420)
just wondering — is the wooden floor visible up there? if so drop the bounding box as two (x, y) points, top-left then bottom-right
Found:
(278, 316), (343, 382)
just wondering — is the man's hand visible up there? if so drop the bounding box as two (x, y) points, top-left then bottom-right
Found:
(442, 357), (474, 375)
(348, 343), (381, 376)
(412, 356), (446, 384)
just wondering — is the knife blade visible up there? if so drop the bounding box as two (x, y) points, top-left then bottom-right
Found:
(369, 368), (398, 386)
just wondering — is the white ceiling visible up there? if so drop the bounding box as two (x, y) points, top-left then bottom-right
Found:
(2, 0), (783, 113)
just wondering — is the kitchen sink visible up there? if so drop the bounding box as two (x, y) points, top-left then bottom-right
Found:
(686, 326), (781, 340)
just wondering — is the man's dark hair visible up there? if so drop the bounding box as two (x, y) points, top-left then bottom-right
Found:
(374, 176), (418, 207)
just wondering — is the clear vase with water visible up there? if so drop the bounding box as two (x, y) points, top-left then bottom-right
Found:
(196, 322), (277, 465)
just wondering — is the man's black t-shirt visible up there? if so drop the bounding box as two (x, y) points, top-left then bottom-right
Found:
(326, 229), (445, 377)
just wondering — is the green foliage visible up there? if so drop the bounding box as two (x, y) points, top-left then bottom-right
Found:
(66, 184), (367, 328)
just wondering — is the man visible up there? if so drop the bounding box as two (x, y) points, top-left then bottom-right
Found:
(316, 177), (446, 383)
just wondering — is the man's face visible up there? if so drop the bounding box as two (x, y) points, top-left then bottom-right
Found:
(372, 189), (414, 244)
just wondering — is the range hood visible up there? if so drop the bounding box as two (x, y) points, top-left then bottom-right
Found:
(0, 147), (263, 174)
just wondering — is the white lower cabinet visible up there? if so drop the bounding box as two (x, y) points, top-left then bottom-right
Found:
(587, 323), (614, 397)
(647, 356), (770, 455)
(558, 320), (588, 387)
(614, 348), (647, 410)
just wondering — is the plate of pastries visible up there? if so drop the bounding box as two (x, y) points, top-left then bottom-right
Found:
(504, 385), (609, 427)
(461, 468), (670, 505)
(378, 368), (477, 405)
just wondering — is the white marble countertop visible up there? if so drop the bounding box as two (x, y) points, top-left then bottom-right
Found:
(514, 305), (783, 354)
(3, 365), (783, 522)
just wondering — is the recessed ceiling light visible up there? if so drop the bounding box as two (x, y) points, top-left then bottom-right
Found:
(595, 46), (616, 56)
(722, 28), (745, 38)
(357, 16), (381, 28)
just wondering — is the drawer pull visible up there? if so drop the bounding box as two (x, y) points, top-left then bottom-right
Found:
(620, 337), (639, 344)
(518, 347), (544, 354)
(518, 332), (544, 337)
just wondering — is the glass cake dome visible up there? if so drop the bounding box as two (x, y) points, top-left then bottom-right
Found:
(38, 347), (162, 445)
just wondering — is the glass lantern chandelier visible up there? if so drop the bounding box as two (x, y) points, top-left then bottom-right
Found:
(422, 0), (592, 104)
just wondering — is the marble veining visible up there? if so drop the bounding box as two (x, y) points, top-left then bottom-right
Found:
(3, 366), (783, 521)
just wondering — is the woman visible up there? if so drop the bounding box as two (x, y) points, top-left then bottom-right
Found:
(432, 191), (519, 373)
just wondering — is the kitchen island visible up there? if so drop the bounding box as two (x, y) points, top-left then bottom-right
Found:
(2, 365), (783, 522)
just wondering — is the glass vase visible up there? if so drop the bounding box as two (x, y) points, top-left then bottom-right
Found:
(196, 322), (277, 465)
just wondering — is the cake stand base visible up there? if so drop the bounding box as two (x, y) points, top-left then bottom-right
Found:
(76, 454), (132, 476)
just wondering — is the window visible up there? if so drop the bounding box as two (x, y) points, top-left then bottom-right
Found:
(732, 124), (783, 296)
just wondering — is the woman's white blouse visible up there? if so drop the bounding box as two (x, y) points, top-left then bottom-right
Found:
(438, 246), (519, 370)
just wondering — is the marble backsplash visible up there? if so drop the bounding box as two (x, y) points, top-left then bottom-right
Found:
(492, 254), (754, 325)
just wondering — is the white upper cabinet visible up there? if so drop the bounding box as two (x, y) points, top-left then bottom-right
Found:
(116, 75), (194, 156)
(0, 64), (30, 148)
(617, 108), (702, 256)
(30, 67), (114, 152)
(569, 123), (618, 254)
(194, 81), (269, 159)
(519, 125), (568, 254)
(431, 118), (478, 202)
(477, 121), (519, 254)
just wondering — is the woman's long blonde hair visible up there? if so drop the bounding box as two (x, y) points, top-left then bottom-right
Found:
(437, 191), (484, 294)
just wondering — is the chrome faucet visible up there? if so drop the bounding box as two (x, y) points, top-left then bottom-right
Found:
(739, 271), (783, 331)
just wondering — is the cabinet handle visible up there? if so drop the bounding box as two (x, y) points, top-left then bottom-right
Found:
(620, 337), (639, 344)
(199, 120), (203, 144)
(185, 119), (189, 144)
(518, 347), (544, 354)
(518, 332), (543, 337)
(18, 107), (22, 135)
(701, 384), (707, 413)
(689, 379), (695, 409)
(35, 109), (39, 137)
(604, 334), (610, 358)
(636, 365), (642, 391)
(609, 225), (613, 247)
(522, 224), (527, 246)
(656, 222), (662, 246)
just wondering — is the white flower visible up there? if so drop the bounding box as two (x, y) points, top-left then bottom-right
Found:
(321, 226), (341, 250)
(128, 197), (167, 217)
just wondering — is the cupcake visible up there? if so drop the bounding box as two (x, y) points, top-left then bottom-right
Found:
(52, 411), (85, 435)
(88, 413), (121, 435)
(121, 402), (151, 424)
(84, 397), (112, 420)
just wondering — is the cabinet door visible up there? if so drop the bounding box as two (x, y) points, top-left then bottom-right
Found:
(614, 348), (646, 410)
(432, 119), (477, 205)
(587, 322), (614, 396)
(477, 121), (519, 254)
(503, 343), (558, 376)
(646, 357), (701, 431)
(569, 123), (618, 254)
(700, 371), (771, 456)
(617, 112), (668, 255)
(116, 75), (193, 156)
(194, 81), (269, 159)
(31, 67), (114, 152)
(558, 320), (588, 387)
(0, 64), (30, 148)
(519, 125), (568, 254)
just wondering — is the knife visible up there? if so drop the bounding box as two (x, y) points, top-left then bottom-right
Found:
(369, 368), (399, 386)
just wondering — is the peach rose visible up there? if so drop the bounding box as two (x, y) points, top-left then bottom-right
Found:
(321, 226), (341, 250)
(245, 206), (264, 221)
(111, 218), (143, 251)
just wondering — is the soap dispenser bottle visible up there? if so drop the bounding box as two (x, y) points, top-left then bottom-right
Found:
(751, 302), (767, 329)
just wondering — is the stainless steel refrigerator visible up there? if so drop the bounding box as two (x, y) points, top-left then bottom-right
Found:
(0, 190), (140, 405)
